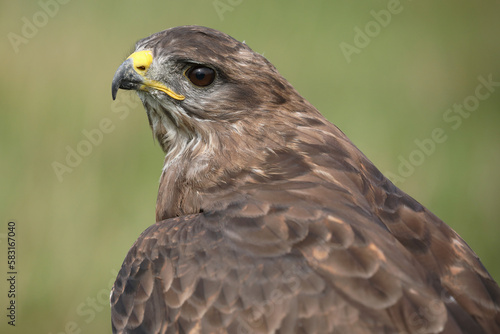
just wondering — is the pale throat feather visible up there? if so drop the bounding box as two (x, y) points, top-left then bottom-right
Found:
(141, 97), (223, 220)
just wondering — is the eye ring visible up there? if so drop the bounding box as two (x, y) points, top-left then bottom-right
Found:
(186, 66), (216, 87)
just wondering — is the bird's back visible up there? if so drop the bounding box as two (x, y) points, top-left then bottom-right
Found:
(111, 118), (500, 333)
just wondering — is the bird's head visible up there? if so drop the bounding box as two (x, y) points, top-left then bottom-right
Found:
(112, 26), (316, 159)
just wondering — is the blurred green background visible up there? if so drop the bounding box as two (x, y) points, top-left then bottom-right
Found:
(1, 1), (499, 332)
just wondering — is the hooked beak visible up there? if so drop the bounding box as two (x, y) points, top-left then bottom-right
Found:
(111, 57), (142, 100)
(111, 50), (185, 101)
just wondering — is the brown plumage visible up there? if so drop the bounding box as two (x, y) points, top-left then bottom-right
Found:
(110, 26), (500, 333)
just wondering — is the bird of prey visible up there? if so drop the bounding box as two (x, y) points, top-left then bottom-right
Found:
(110, 26), (500, 334)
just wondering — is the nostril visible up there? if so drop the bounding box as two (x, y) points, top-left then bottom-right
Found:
(137, 66), (146, 71)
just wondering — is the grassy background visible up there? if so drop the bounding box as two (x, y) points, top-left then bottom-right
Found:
(1, 1), (499, 332)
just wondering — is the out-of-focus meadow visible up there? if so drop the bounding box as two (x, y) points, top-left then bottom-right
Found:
(1, 1), (499, 332)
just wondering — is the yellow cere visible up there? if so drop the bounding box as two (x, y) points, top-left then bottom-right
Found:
(127, 50), (185, 101)
(127, 50), (153, 73)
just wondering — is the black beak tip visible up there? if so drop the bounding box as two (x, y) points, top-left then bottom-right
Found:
(111, 58), (138, 101)
(111, 82), (119, 100)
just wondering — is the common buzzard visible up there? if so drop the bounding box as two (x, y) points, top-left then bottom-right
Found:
(110, 26), (500, 333)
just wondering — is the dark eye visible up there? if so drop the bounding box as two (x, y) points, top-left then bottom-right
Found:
(186, 66), (215, 87)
